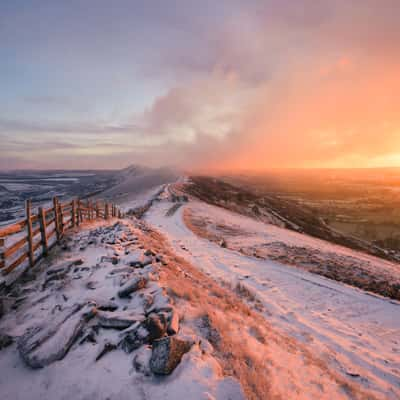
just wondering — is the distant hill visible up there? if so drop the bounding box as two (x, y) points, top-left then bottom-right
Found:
(97, 164), (178, 204)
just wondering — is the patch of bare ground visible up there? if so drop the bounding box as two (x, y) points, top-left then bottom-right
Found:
(135, 219), (381, 400)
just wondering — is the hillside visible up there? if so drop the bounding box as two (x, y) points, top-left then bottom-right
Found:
(0, 179), (399, 399)
(183, 176), (399, 263)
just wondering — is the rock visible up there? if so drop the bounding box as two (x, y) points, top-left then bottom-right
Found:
(118, 276), (148, 298)
(145, 313), (167, 342)
(18, 303), (97, 369)
(150, 336), (193, 375)
(133, 346), (152, 376)
(95, 341), (117, 362)
(142, 293), (154, 312)
(219, 239), (227, 248)
(167, 307), (180, 335)
(141, 256), (152, 268)
(61, 243), (71, 251)
(46, 259), (84, 276)
(106, 267), (134, 277)
(0, 333), (13, 350)
(79, 328), (97, 345)
(100, 256), (119, 265)
(97, 301), (119, 312)
(97, 311), (145, 329)
(121, 325), (149, 353)
(124, 250), (152, 268)
(86, 281), (98, 290)
(155, 254), (164, 263)
(145, 292), (172, 314)
(199, 339), (214, 354)
(121, 240), (138, 248)
(124, 250), (143, 267)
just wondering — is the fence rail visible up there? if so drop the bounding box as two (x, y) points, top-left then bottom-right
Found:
(0, 197), (123, 275)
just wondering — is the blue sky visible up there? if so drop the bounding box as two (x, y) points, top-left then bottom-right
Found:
(1, 0), (399, 170)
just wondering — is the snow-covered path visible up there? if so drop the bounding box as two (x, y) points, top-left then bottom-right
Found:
(146, 199), (400, 399)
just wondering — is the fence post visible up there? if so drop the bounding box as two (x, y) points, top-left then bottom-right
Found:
(38, 207), (48, 256)
(105, 203), (109, 220)
(86, 200), (90, 221)
(26, 200), (34, 267)
(95, 201), (99, 219)
(76, 200), (81, 226)
(0, 242), (4, 269)
(71, 200), (76, 227)
(58, 201), (64, 237)
(79, 199), (83, 224)
(53, 197), (61, 242)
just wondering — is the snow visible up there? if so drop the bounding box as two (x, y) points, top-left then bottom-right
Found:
(119, 184), (166, 212)
(0, 218), (244, 400)
(145, 198), (400, 399)
(2, 180), (399, 399)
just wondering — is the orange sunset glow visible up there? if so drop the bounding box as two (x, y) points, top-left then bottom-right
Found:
(1, 2), (400, 400)
(1, 1), (399, 170)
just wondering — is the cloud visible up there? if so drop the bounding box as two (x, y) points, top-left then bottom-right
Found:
(1, 1), (399, 169)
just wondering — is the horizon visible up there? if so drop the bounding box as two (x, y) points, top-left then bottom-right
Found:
(2, 164), (400, 173)
(1, 1), (399, 170)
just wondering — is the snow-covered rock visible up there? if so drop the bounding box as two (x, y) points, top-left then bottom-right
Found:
(117, 276), (148, 298)
(18, 303), (97, 368)
(150, 336), (193, 375)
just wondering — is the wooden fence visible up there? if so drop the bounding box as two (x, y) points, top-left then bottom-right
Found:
(0, 197), (123, 275)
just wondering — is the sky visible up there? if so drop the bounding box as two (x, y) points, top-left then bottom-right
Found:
(0, 0), (399, 171)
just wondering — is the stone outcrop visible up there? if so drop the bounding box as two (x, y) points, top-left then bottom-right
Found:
(118, 276), (148, 298)
(150, 336), (193, 375)
(18, 303), (97, 369)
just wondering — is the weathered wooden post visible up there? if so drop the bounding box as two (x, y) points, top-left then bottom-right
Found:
(38, 207), (48, 256)
(95, 201), (99, 219)
(76, 200), (81, 226)
(105, 203), (109, 220)
(0, 239), (4, 269)
(53, 197), (61, 242)
(58, 201), (64, 237)
(71, 199), (76, 227)
(86, 200), (91, 221)
(26, 200), (34, 267)
(79, 199), (83, 223)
